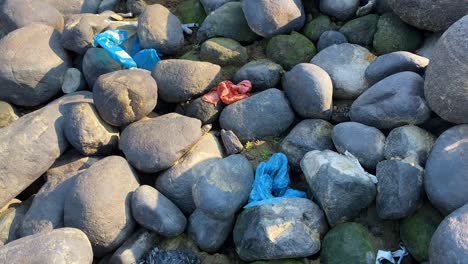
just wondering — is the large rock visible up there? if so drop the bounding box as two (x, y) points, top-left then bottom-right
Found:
(425, 125), (468, 215)
(200, 0), (237, 13)
(233, 59), (283, 92)
(199, 38), (248, 66)
(282, 63), (333, 119)
(429, 204), (468, 264)
(424, 16), (468, 124)
(110, 229), (160, 264)
(0, 0), (63, 34)
(192, 154), (253, 219)
(266, 32), (317, 70)
(311, 43), (375, 99)
(152, 59), (221, 103)
(279, 119), (334, 171)
(42, 0), (101, 14)
(138, 4), (184, 55)
(197, 2), (257, 43)
(219, 88), (295, 141)
(242, 0), (305, 38)
(184, 97), (224, 125)
(317, 30), (348, 51)
(93, 69), (158, 127)
(82, 48), (122, 88)
(303, 15), (335, 42)
(0, 92), (92, 209)
(0, 101), (18, 128)
(332, 122), (385, 171)
(234, 198), (328, 261)
(301, 150), (377, 226)
(320, 0), (360, 21)
(155, 133), (224, 214)
(339, 14), (378, 46)
(64, 156), (140, 257)
(387, 0), (468, 32)
(120, 113), (203, 173)
(0, 199), (30, 244)
(0, 228), (93, 263)
(350, 71), (431, 130)
(0, 24), (72, 106)
(61, 13), (109, 55)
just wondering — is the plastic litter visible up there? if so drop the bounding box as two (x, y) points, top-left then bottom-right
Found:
(376, 244), (408, 264)
(181, 23), (199, 35)
(138, 247), (200, 264)
(202, 80), (252, 106)
(244, 153), (307, 208)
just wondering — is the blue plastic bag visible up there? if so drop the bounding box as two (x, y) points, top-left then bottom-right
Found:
(133, 49), (161, 71)
(244, 153), (307, 208)
(94, 30), (137, 69)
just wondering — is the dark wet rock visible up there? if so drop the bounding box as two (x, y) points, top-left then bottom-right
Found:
(339, 14), (379, 46)
(303, 15), (335, 42)
(266, 32), (317, 70)
(350, 71), (431, 130)
(93, 69), (158, 127)
(280, 119), (334, 171)
(138, 4), (184, 55)
(0, 228), (93, 263)
(152, 59), (221, 103)
(184, 97), (224, 125)
(242, 0), (305, 38)
(221, 129), (243, 155)
(0, 101), (18, 128)
(61, 13), (109, 55)
(110, 229), (160, 264)
(120, 113), (202, 173)
(317, 31), (348, 51)
(200, 38), (248, 66)
(320, 0), (360, 21)
(233, 60), (283, 92)
(311, 43), (375, 99)
(425, 125), (468, 215)
(0, 199), (30, 244)
(219, 88), (295, 142)
(282, 63), (333, 119)
(188, 209), (234, 252)
(424, 16), (468, 124)
(0, 24), (71, 106)
(234, 198), (328, 261)
(82, 48), (122, 88)
(301, 150), (377, 226)
(64, 156), (140, 257)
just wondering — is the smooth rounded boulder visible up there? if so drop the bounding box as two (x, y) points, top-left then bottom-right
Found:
(317, 30), (348, 51)
(0, 24), (71, 106)
(137, 4), (184, 55)
(0, 101), (18, 128)
(320, 0), (359, 21)
(233, 59), (283, 92)
(93, 69), (158, 127)
(42, 0), (101, 14)
(64, 156), (140, 257)
(283, 63), (333, 119)
(61, 14), (110, 55)
(424, 16), (468, 124)
(199, 38), (248, 66)
(82, 48), (122, 88)
(425, 125), (468, 215)
(120, 113), (203, 173)
(242, 0), (306, 38)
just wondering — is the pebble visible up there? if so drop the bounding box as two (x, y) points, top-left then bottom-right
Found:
(339, 14), (379, 46)
(303, 15), (335, 42)
(233, 59), (283, 92)
(320, 0), (359, 21)
(220, 129), (243, 155)
(184, 97), (224, 125)
(317, 31), (348, 51)
(0, 199), (30, 244)
(62, 68), (86, 94)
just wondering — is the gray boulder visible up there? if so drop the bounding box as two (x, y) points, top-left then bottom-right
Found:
(332, 122), (385, 171)
(242, 0), (305, 38)
(320, 0), (360, 21)
(0, 199), (31, 244)
(64, 156), (140, 257)
(132, 185), (187, 237)
(425, 125), (468, 215)
(120, 113), (203, 173)
(155, 133), (224, 214)
(376, 160), (424, 219)
(188, 209), (234, 252)
(98, 0), (119, 12)
(0, 228), (93, 263)
(301, 150), (377, 226)
(61, 13), (109, 55)
(303, 15), (335, 42)
(317, 31), (348, 51)
(200, 0), (238, 13)
(192, 154), (253, 219)
(366, 51), (429, 85)
(280, 119), (334, 171)
(42, 0), (101, 14)
(0, 0), (63, 34)
(387, 0), (468, 32)
(110, 229), (160, 264)
(82, 48), (122, 88)
(234, 198), (328, 261)
(429, 204), (468, 264)
(64, 102), (119, 156)
(282, 63), (333, 119)
(184, 97), (224, 125)
(199, 38), (248, 66)
(424, 16), (468, 124)
(311, 43), (375, 99)
(350, 71), (431, 130)
(339, 14), (378, 46)
(220, 129), (243, 155)
(417, 33), (442, 59)
(138, 4), (184, 55)
(0, 92), (92, 209)
(0, 24), (72, 106)
(266, 31), (317, 70)
(0, 101), (18, 128)
(93, 69), (158, 127)
(152, 59), (221, 103)
(127, 0), (147, 15)
(219, 88), (295, 141)
(62, 68), (86, 94)
(384, 125), (435, 166)
(233, 59), (283, 92)
(197, 2), (257, 43)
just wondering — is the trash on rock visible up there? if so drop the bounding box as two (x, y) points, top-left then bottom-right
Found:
(202, 80), (252, 106)
(375, 244), (408, 264)
(244, 152), (306, 208)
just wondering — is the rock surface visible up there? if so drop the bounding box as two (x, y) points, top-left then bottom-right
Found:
(320, 0), (360, 21)
(188, 209), (234, 252)
(339, 14), (378, 46)
(0, 101), (18, 128)
(184, 97), (224, 125)
(0, 199), (30, 244)
(200, 38), (248, 66)
(220, 129), (243, 155)
(62, 68), (86, 94)
(42, 0), (101, 14)
(82, 48), (122, 88)
(317, 31), (348, 51)
(61, 14), (109, 55)
(266, 32), (317, 70)
(303, 15), (335, 42)
(233, 60), (283, 92)
(110, 229), (160, 264)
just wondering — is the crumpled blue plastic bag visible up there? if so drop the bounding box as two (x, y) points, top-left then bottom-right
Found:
(94, 30), (137, 69)
(244, 152), (307, 208)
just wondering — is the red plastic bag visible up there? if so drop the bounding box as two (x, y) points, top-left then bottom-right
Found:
(202, 80), (252, 106)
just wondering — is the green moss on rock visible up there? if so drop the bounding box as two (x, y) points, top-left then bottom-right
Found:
(180, 50), (200, 61)
(200, 37), (248, 66)
(266, 32), (317, 70)
(303, 15), (335, 42)
(176, 0), (206, 24)
(340, 14), (379, 46)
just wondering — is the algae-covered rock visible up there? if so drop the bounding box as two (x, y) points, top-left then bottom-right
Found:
(303, 15), (335, 42)
(340, 14), (379, 46)
(200, 38), (248, 66)
(177, 0), (206, 24)
(266, 32), (317, 70)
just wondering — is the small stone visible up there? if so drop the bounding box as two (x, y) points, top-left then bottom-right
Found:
(266, 32), (317, 70)
(61, 13), (109, 55)
(233, 59), (283, 92)
(110, 229), (161, 264)
(221, 129), (243, 155)
(82, 48), (122, 89)
(365, 51), (429, 85)
(62, 68), (86, 94)
(184, 97), (224, 125)
(303, 15), (335, 42)
(320, 0), (360, 21)
(339, 14), (379, 46)
(0, 101), (18, 128)
(200, 38), (248, 66)
(177, 0), (206, 24)
(283, 63), (333, 119)
(132, 185), (187, 237)
(317, 31), (348, 51)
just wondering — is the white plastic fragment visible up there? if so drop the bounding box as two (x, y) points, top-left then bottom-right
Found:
(181, 23), (199, 35)
(376, 244), (408, 264)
